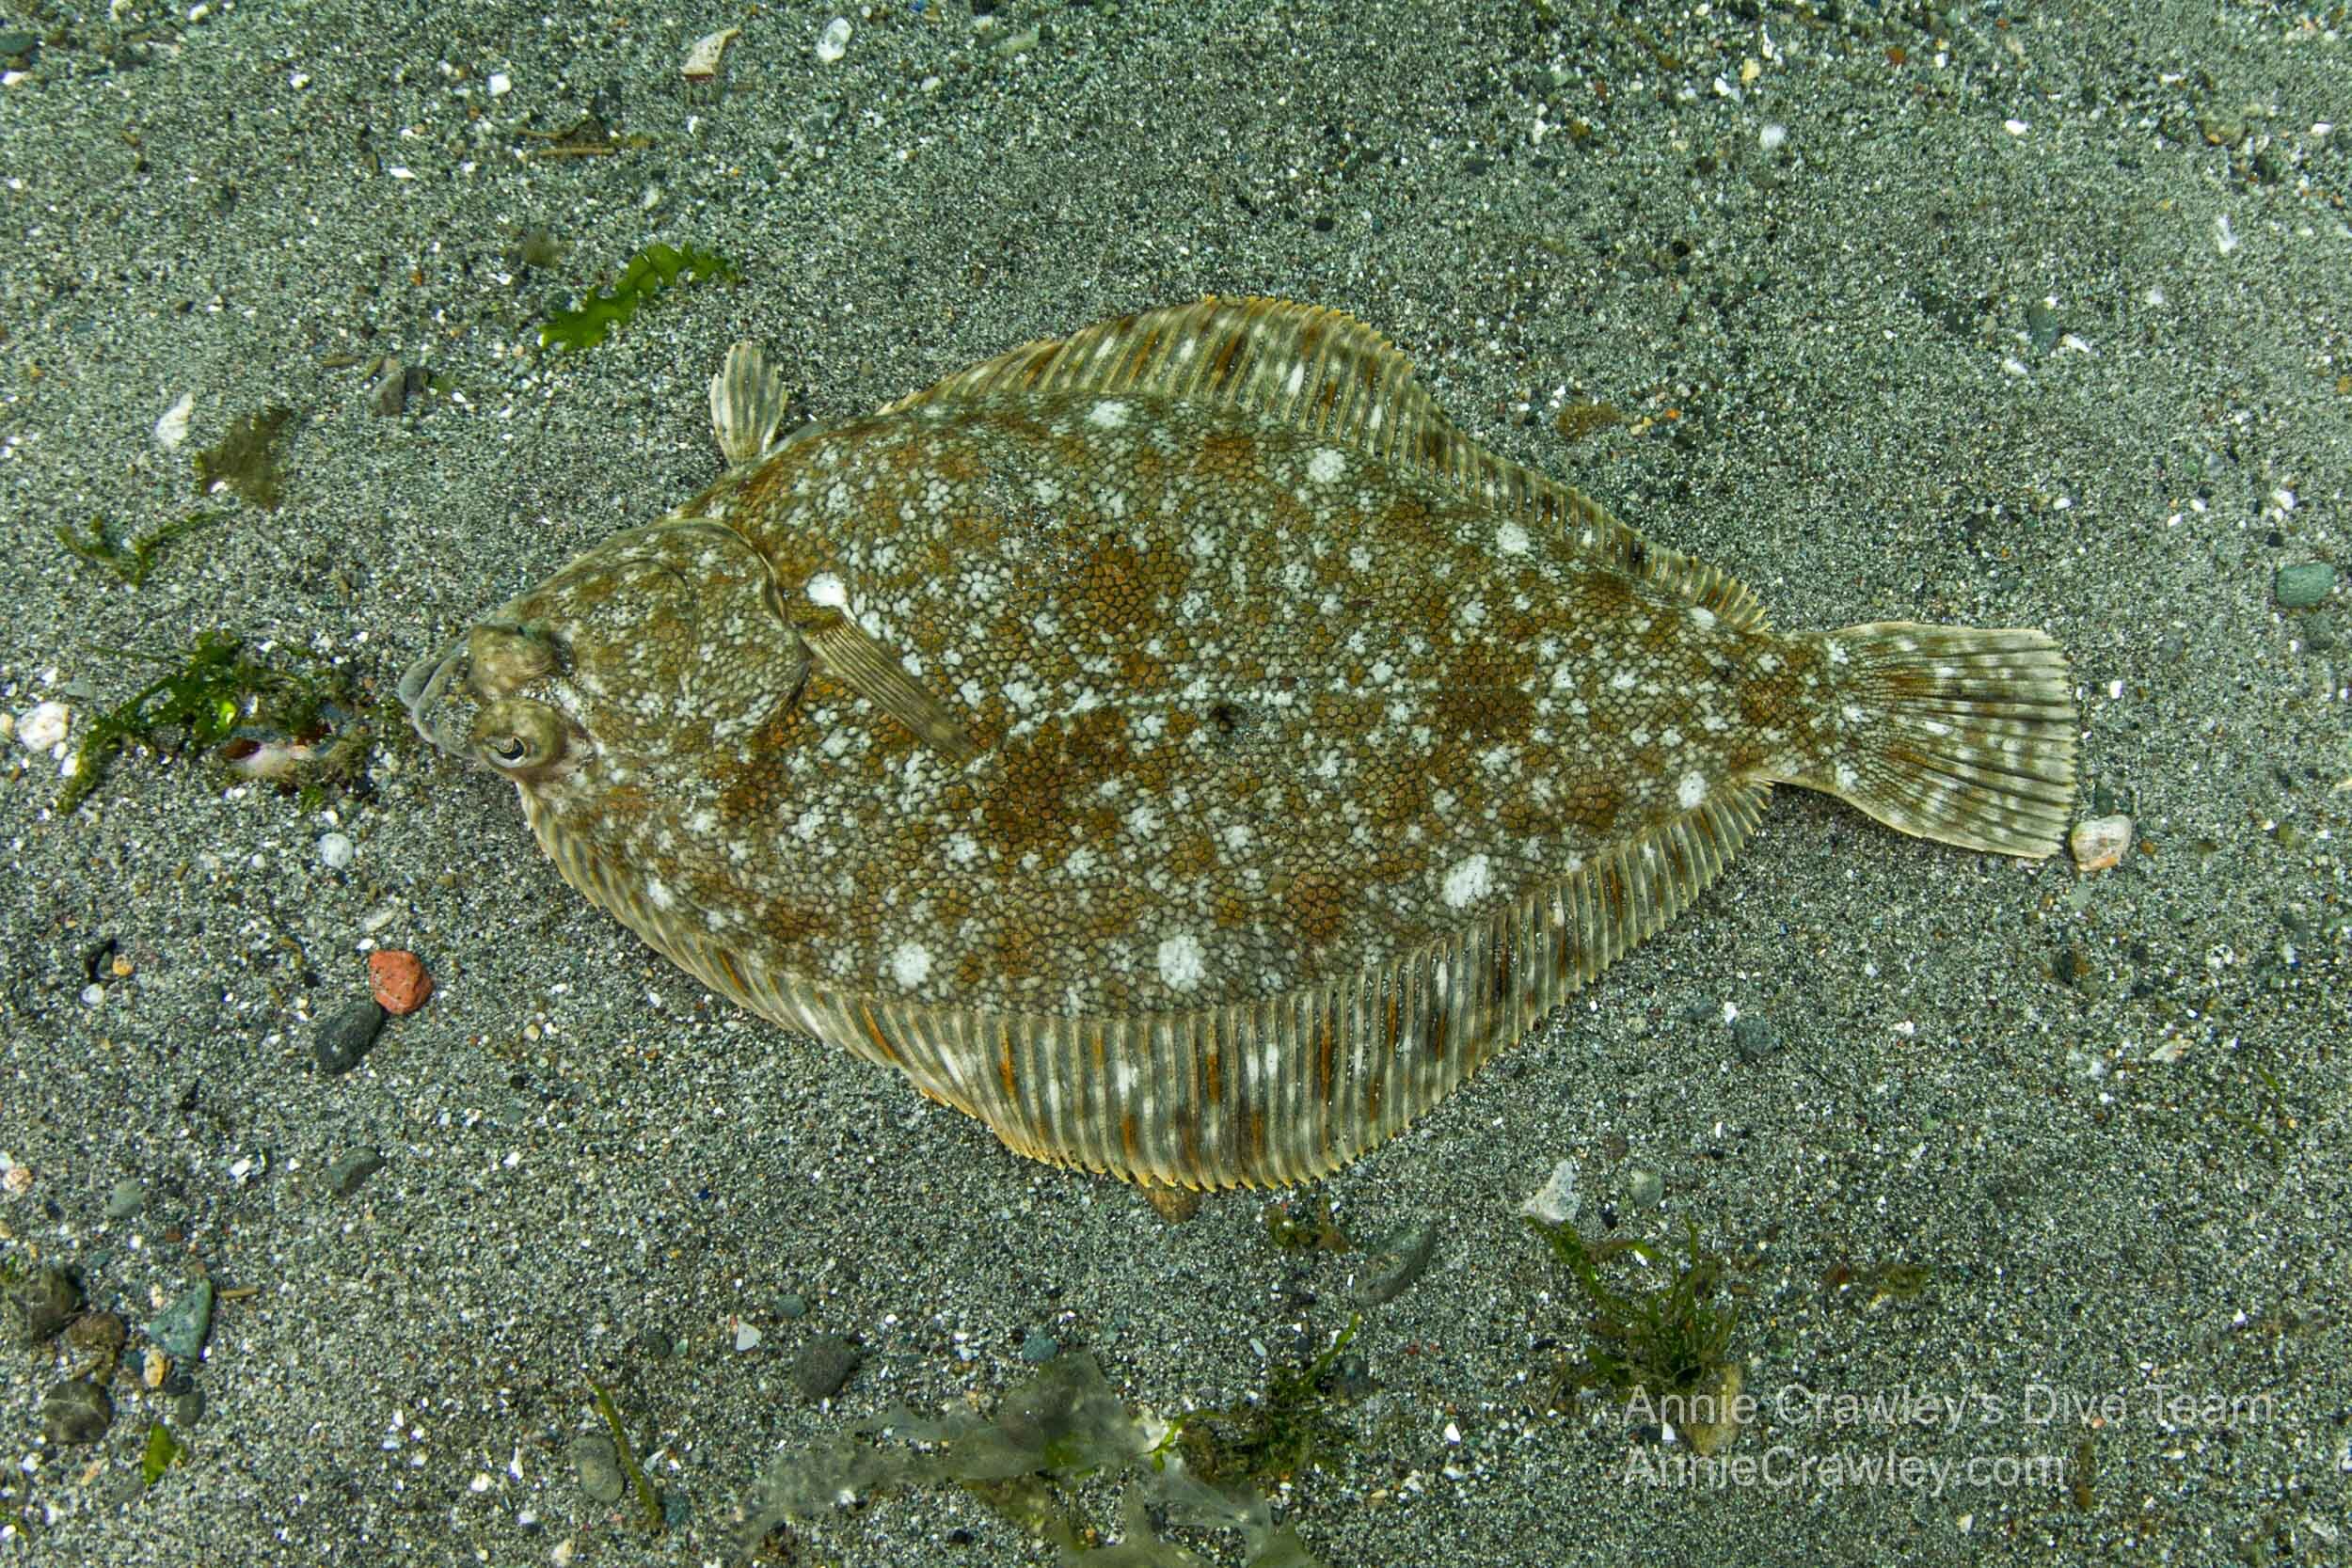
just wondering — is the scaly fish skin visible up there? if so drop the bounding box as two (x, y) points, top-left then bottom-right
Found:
(403, 299), (2076, 1189)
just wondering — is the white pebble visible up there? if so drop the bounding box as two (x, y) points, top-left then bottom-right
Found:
(733, 1321), (763, 1352)
(317, 832), (355, 870)
(487, 71), (512, 97)
(1519, 1158), (1580, 1226)
(154, 392), (194, 451)
(816, 16), (850, 64)
(1758, 122), (1787, 151)
(18, 701), (68, 752)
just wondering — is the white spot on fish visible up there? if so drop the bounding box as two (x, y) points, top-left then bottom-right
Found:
(647, 878), (675, 910)
(1157, 931), (1207, 990)
(1088, 400), (1128, 428)
(806, 572), (848, 608)
(889, 942), (932, 988)
(1441, 852), (1493, 909)
(1677, 771), (1708, 810)
(1307, 448), (1345, 483)
(1496, 521), (1531, 555)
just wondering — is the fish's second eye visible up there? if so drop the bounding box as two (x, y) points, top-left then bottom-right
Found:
(485, 735), (527, 765)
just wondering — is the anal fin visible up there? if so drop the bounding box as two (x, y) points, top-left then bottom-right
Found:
(792, 605), (981, 764)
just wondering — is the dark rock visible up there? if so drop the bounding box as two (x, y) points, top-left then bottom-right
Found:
(315, 1000), (387, 1074)
(794, 1334), (861, 1401)
(41, 1380), (113, 1445)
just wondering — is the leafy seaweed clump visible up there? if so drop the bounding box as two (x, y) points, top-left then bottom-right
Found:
(539, 242), (736, 353)
(1530, 1215), (1740, 1450)
(1169, 1317), (1363, 1495)
(732, 1353), (1326, 1568)
(1262, 1195), (1351, 1253)
(193, 405), (294, 509)
(56, 510), (227, 588)
(59, 631), (368, 813)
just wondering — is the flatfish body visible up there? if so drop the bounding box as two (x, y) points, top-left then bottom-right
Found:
(401, 298), (2077, 1189)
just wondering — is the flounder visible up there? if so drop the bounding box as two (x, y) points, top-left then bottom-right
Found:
(401, 297), (2077, 1190)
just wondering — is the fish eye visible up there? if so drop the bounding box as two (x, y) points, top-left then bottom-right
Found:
(473, 700), (567, 772)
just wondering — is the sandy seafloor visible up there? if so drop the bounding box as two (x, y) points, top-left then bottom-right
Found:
(1, 1), (2346, 1564)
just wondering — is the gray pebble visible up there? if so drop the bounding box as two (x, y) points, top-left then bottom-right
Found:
(1017, 1330), (1059, 1364)
(1627, 1168), (1665, 1209)
(41, 1379), (113, 1446)
(172, 1388), (207, 1429)
(105, 1178), (146, 1220)
(315, 1001), (387, 1075)
(1730, 1015), (1783, 1062)
(794, 1334), (861, 1401)
(2276, 562), (2335, 609)
(1350, 1217), (1440, 1308)
(7, 1266), (83, 1347)
(326, 1149), (384, 1197)
(146, 1280), (215, 1362)
(772, 1292), (807, 1320)
(570, 1433), (626, 1503)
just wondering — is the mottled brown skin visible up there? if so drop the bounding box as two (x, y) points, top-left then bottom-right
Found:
(430, 392), (1818, 1022)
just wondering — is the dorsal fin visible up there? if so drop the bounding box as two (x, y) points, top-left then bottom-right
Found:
(881, 296), (1765, 630)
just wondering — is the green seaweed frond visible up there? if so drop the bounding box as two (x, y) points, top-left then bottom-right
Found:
(138, 1422), (186, 1489)
(1168, 1314), (1363, 1493)
(58, 632), (365, 814)
(56, 510), (227, 588)
(193, 406), (294, 509)
(539, 242), (737, 353)
(586, 1375), (664, 1533)
(1530, 1215), (1738, 1409)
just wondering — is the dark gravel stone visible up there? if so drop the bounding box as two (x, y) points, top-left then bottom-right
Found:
(41, 1379), (113, 1445)
(7, 1266), (82, 1347)
(1350, 1217), (1440, 1308)
(1017, 1330), (1059, 1363)
(794, 1334), (861, 1401)
(315, 1000), (388, 1074)
(1730, 1015), (1784, 1061)
(326, 1149), (385, 1196)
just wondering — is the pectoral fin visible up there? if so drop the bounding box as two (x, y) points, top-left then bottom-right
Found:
(791, 605), (980, 764)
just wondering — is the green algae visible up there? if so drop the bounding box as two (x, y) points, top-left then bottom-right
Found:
(538, 242), (736, 353)
(732, 1353), (1326, 1568)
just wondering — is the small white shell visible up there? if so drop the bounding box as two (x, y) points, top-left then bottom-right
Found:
(682, 26), (739, 82)
(154, 391), (194, 451)
(816, 17), (850, 64)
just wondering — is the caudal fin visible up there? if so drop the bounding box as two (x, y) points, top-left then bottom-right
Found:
(1796, 622), (2078, 858)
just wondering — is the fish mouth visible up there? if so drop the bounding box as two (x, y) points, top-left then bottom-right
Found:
(398, 637), (469, 754)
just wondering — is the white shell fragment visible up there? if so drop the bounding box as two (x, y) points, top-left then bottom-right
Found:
(682, 26), (739, 82)
(1519, 1157), (1580, 1226)
(816, 17), (850, 64)
(18, 701), (69, 752)
(154, 392), (194, 451)
(2069, 814), (2134, 873)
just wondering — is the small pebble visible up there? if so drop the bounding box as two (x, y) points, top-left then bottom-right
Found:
(1350, 1216), (1440, 1308)
(2070, 814), (2134, 873)
(1626, 1168), (1665, 1209)
(815, 16), (850, 64)
(17, 701), (69, 751)
(794, 1334), (861, 1401)
(105, 1178), (146, 1219)
(7, 1266), (83, 1347)
(1017, 1330), (1059, 1364)
(1730, 1015), (1783, 1062)
(368, 949), (433, 1015)
(1519, 1159), (1580, 1226)
(316, 832), (354, 870)
(315, 1000), (387, 1074)
(733, 1320), (763, 1353)
(40, 1379), (113, 1445)
(172, 1387), (207, 1428)
(146, 1280), (215, 1362)
(570, 1433), (625, 1503)
(2274, 562), (2335, 609)
(772, 1292), (807, 1320)
(326, 1148), (385, 1197)
(64, 1311), (126, 1367)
